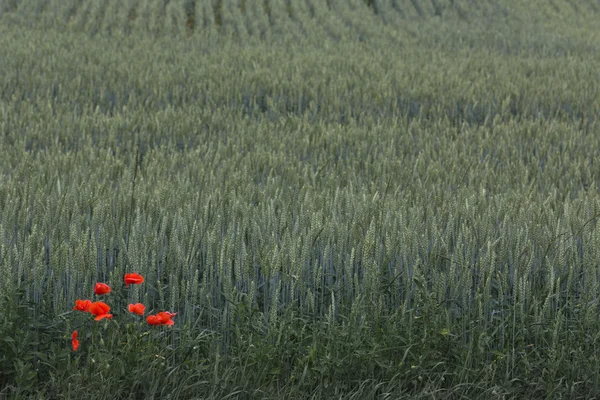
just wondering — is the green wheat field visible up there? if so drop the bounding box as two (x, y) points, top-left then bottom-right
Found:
(1, 0), (600, 398)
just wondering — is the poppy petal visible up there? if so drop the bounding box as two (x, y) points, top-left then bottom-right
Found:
(146, 315), (160, 325)
(94, 313), (113, 321)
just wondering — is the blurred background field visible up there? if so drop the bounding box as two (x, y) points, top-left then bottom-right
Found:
(1, 1), (600, 398)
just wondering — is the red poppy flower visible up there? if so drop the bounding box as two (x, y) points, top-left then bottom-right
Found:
(94, 283), (111, 295)
(73, 299), (92, 312)
(124, 273), (144, 287)
(71, 330), (79, 351)
(128, 303), (146, 316)
(146, 311), (177, 326)
(146, 315), (161, 325)
(89, 301), (113, 321)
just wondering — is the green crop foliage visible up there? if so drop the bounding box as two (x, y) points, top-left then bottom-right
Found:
(1, 0), (600, 398)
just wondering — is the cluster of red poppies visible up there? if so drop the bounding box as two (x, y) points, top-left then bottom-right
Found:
(70, 272), (177, 351)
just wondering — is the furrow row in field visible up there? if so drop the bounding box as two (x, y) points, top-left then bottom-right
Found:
(100, 0), (122, 36)
(333, 0), (411, 46)
(213, 0), (238, 39)
(244, 0), (270, 41)
(119, 0), (138, 35)
(305, 0), (351, 43)
(196, 0), (217, 34)
(150, 0), (168, 36)
(11, 0), (48, 25)
(284, 0), (310, 40)
(269, 0), (300, 40)
(85, 0), (109, 36)
(133, 0), (152, 34)
(380, 0), (415, 27)
(231, 0), (252, 40)
(288, 0), (331, 46)
(1, 0), (599, 48)
(329, 0), (372, 40)
(164, 0), (185, 37)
